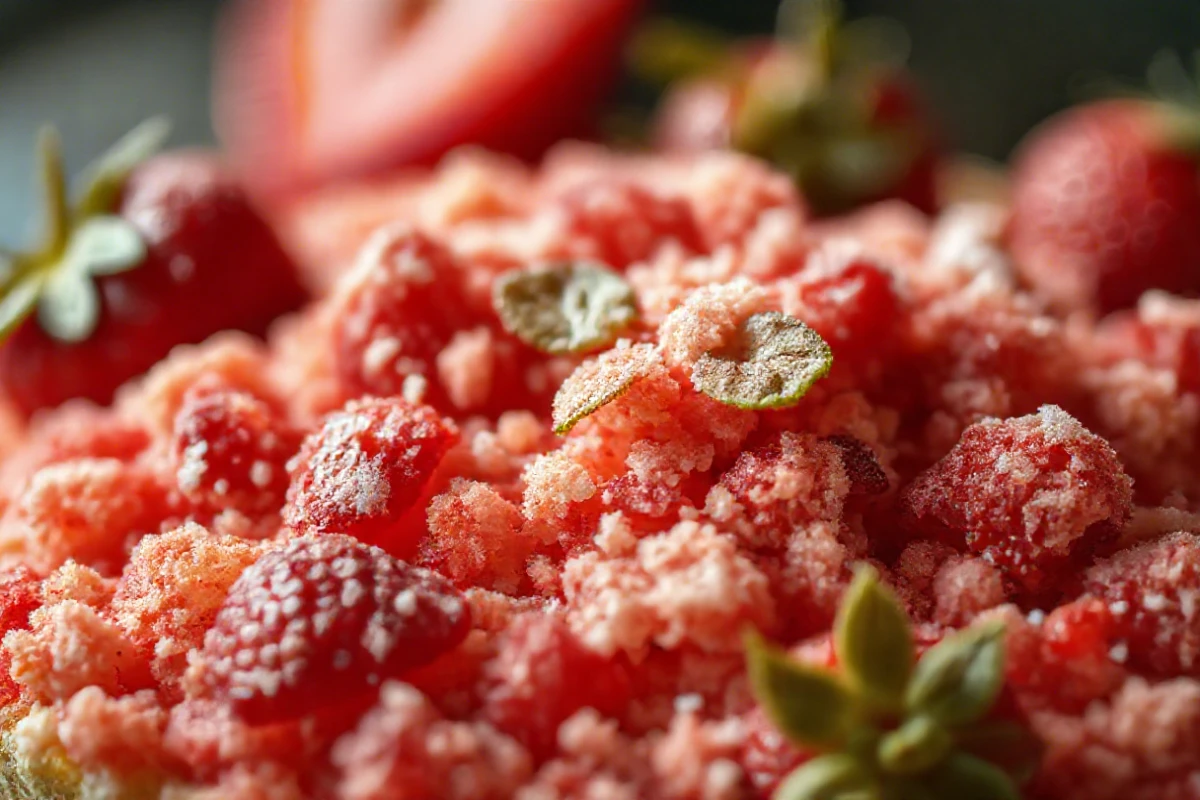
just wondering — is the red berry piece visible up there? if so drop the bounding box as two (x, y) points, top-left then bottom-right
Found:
(1084, 532), (1200, 678)
(541, 180), (703, 269)
(189, 534), (470, 725)
(1095, 297), (1200, 395)
(787, 250), (901, 365)
(0, 566), (41, 637)
(283, 397), (458, 552)
(481, 614), (630, 761)
(823, 435), (889, 497)
(332, 226), (468, 409)
(172, 388), (300, 516)
(1009, 99), (1200, 313)
(903, 406), (1133, 595)
(0, 128), (307, 417)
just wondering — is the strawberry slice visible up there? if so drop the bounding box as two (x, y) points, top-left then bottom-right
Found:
(215, 0), (645, 199)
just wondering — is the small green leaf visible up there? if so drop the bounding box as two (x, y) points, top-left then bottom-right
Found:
(692, 312), (833, 410)
(955, 721), (1043, 786)
(63, 216), (146, 277)
(877, 715), (952, 776)
(0, 276), (44, 341)
(36, 127), (71, 254)
(905, 620), (1006, 727)
(493, 263), (638, 355)
(627, 17), (733, 85)
(75, 117), (171, 217)
(774, 754), (877, 800)
(923, 753), (1021, 800)
(551, 343), (659, 434)
(745, 631), (858, 751)
(834, 565), (914, 711)
(38, 269), (100, 343)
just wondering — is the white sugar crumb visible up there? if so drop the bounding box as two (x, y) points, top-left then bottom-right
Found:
(1109, 642), (1129, 663)
(674, 693), (703, 713)
(249, 460), (274, 488)
(176, 440), (209, 491)
(402, 372), (429, 404)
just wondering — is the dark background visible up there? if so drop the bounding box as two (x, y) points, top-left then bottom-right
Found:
(2, 0), (1199, 244)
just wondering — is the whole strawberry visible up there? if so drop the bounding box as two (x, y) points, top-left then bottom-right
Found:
(1008, 96), (1200, 314)
(639, 0), (940, 216)
(0, 120), (308, 417)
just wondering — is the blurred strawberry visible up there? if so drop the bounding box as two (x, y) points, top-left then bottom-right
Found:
(0, 121), (307, 418)
(1008, 73), (1200, 314)
(215, 0), (645, 200)
(637, 0), (940, 216)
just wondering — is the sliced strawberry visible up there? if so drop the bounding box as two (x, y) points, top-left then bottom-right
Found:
(215, 0), (645, 199)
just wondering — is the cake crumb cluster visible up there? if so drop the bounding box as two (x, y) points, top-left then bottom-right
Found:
(0, 145), (1197, 798)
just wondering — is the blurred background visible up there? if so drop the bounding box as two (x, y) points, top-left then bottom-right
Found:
(2, 0), (1199, 243)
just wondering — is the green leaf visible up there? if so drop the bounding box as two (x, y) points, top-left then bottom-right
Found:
(905, 620), (1006, 727)
(923, 753), (1021, 800)
(745, 631), (858, 751)
(956, 721), (1043, 786)
(75, 117), (171, 218)
(551, 343), (659, 434)
(63, 216), (146, 277)
(38, 269), (100, 343)
(493, 263), (638, 355)
(692, 312), (833, 410)
(774, 754), (877, 800)
(627, 17), (733, 86)
(877, 715), (952, 776)
(36, 127), (71, 254)
(834, 565), (914, 711)
(0, 275), (44, 343)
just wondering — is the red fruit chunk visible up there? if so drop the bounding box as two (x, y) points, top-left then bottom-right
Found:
(0, 153), (307, 417)
(823, 435), (889, 496)
(1084, 532), (1200, 678)
(542, 181), (703, 269)
(904, 406), (1133, 594)
(190, 534), (470, 724)
(332, 227), (467, 409)
(0, 566), (41, 636)
(283, 397), (458, 552)
(1008, 99), (1200, 313)
(787, 251), (901, 364)
(482, 614), (630, 761)
(1095, 297), (1200, 395)
(172, 389), (300, 515)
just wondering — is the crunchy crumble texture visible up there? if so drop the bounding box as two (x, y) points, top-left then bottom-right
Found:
(0, 145), (1196, 798)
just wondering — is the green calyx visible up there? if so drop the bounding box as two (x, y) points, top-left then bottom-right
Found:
(745, 566), (1040, 800)
(0, 118), (170, 344)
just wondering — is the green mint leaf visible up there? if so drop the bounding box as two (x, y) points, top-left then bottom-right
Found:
(38, 269), (100, 343)
(955, 721), (1043, 786)
(0, 275), (44, 342)
(773, 754), (877, 800)
(692, 312), (833, 410)
(493, 262), (638, 355)
(64, 216), (146, 277)
(877, 714), (952, 776)
(36, 127), (71, 254)
(924, 753), (1021, 800)
(552, 343), (659, 434)
(834, 565), (914, 711)
(75, 117), (171, 218)
(905, 619), (1006, 727)
(745, 631), (858, 751)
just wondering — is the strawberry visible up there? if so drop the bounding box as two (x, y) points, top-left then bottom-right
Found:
(171, 388), (301, 516)
(215, 0), (644, 199)
(0, 122), (308, 417)
(188, 533), (470, 725)
(1008, 97), (1200, 313)
(282, 397), (458, 554)
(639, 2), (940, 216)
